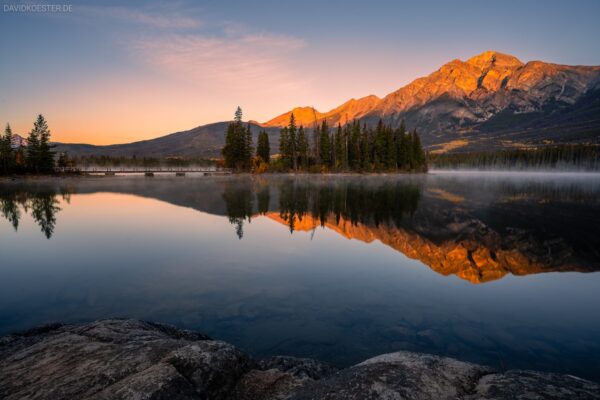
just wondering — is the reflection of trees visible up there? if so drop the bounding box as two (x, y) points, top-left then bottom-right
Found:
(278, 181), (421, 233)
(0, 192), (21, 231)
(222, 179), (421, 237)
(0, 189), (65, 239)
(222, 184), (254, 239)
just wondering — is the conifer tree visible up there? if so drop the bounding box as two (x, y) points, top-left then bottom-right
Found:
(385, 124), (397, 169)
(334, 124), (343, 169)
(37, 115), (55, 173)
(222, 123), (236, 168)
(279, 127), (289, 168)
(0, 123), (14, 174)
(319, 120), (331, 167)
(312, 123), (321, 166)
(288, 113), (297, 170)
(26, 123), (40, 173)
(360, 123), (370, 170)
(373, 119), (386, 168)
(256, 130), (270, 163)
(297, 126), (308, 169)
(244, 124), (253, 169)
(26, 115), (54, 173)
(222, 107), (252, 171)
(411, 129), (426, 170)
(349, 121), (361, 170)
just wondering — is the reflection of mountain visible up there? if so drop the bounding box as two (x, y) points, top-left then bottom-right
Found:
(264, 212), (584, 284)
(1, 176), (599, 282)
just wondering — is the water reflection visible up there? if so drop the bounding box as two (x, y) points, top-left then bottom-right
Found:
(222, 179), (420, 238)
(218, 176), (600, 283)
(0, 187), (67, 238)
(2, 175), (599, 282)
(1, 174), (599, 381)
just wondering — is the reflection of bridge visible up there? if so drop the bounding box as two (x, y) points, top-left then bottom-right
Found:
(81, 168), (232, 176)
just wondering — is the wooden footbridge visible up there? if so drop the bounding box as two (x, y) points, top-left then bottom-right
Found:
(81, 168), (232, 176)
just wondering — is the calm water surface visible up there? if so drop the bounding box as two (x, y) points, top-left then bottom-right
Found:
(1, 172), (599, 381)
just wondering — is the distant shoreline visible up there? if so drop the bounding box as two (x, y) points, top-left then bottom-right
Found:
(3, 169), (600, 184)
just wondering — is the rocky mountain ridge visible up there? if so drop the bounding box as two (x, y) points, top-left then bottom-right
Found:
(262, 51), (600, 152)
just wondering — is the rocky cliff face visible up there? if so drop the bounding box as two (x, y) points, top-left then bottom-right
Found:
(1, 319), (598, 400)
(263, 51), (600, 151)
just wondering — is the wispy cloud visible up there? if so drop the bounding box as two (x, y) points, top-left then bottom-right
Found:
(79, 5), (201, 29)
(131, 32), (309, 92)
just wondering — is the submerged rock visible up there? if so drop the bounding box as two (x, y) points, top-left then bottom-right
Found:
(0, 319), (598, 400)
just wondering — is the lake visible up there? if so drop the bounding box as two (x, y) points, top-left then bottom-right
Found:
(1, 172), (599, 381)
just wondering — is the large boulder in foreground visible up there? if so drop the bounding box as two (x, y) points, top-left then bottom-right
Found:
(0, 319), (253, 400)
(1, 319), (598, 400)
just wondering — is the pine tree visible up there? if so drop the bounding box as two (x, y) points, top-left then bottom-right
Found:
(373, 119), (386, 169)
(397, 121), (410, 170)
(256, 131), (270, 163)
(234, 106), (243, 124)
(297, 126), (308, 170)
(0, 123), (14, 174)
(349, 121), (361, 170)
(288, 113), (297, 170)
(319, 120), (331, 167)
(279, 127), (289, 168)
(312, 123), (321, 166)
(222, 123), (236, 168)
(360, 123), (370, 170)
(222, 107), (252, 171)
(411, 129), (426, 170)
(244, 124), (253, 169)
(21, 114), (56, 174)
(334, 124), (343, 169)
(385, 124), (397, 169)
(37, 115), (55, 173)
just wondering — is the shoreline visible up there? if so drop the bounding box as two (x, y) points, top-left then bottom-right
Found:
(1, 319), (598, 399)
(2, 168), (600, 183)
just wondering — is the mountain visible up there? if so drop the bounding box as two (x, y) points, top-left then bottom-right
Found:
(54, 122), (280, 159)
(10, 134), (28, 149)
(55, 51), (600, 157)
(262, 95), (381, 128)
(265, 51), (600, 152)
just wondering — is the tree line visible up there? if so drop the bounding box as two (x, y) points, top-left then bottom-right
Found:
(1, 114), (56, 175)
(221, 107), (428, 173)
(429, 145), (600, 171)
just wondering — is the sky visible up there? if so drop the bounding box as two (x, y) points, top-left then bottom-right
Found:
(1, 0), (600, 145)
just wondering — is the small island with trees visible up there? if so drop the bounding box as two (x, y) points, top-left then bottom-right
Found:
(222, 107), (428, 173)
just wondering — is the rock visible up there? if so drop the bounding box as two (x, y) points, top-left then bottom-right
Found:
(258, 356), (337, 380)
(470, 370), (600, 400)
(234, 369), (306, 400)
(234, 356), (337, 400)
(0, 319), (253, 400)
(288, 351), (493, 400)
(1, 319), (599, 400)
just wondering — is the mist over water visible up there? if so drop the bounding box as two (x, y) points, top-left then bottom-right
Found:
(1, 172), (599, 381)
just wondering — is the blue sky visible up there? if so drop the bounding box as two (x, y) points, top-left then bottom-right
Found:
(1, 0), (599, 144)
